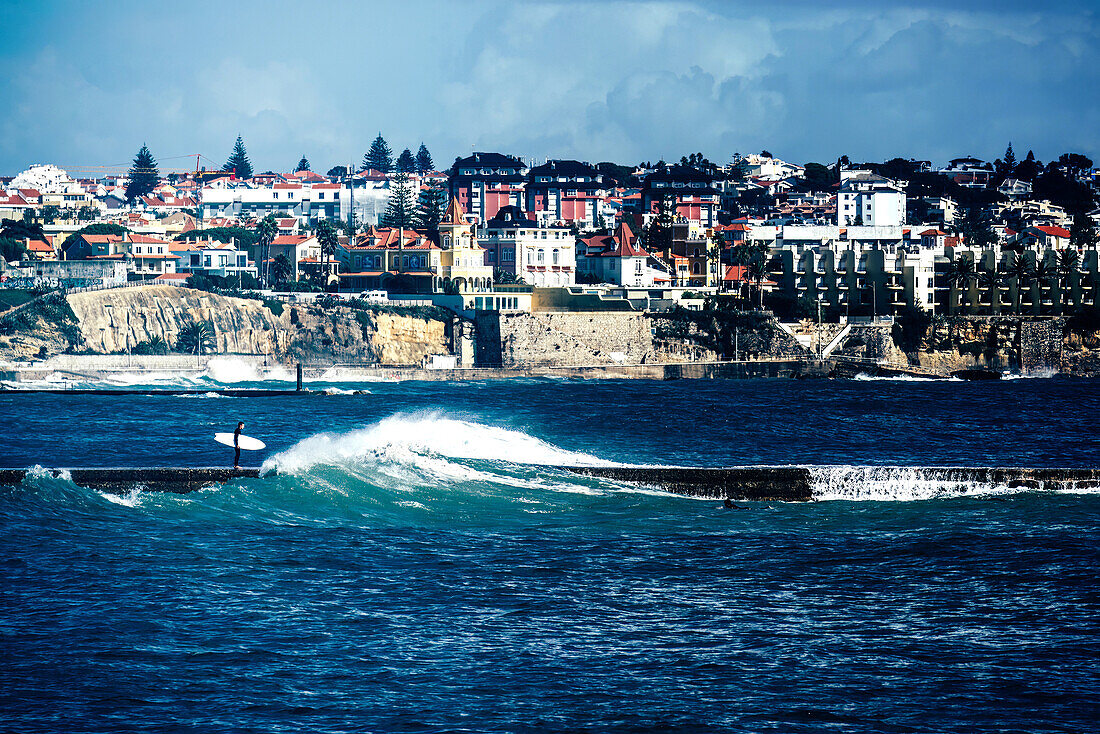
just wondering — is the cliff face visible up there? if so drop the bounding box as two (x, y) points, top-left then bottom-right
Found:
(1, 286), (452, 367)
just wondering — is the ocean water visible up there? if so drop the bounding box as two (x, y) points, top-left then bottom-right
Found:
(2, 377), (1099, 733)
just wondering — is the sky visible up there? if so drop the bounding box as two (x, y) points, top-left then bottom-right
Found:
(1, 0), (1097, 177)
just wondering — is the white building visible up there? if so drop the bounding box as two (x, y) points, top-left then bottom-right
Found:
(479, 206), (576, 287)
(837, 171), (906, 227)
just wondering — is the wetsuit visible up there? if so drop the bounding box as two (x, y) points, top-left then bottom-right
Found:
(233, 426), (242, 468)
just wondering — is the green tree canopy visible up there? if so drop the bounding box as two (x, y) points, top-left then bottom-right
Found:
(415, 143), (434, 174)
(363, 133), (393, 173)
(296, 156), (311, 172)
(223, 136), (253, 179)
(125, 144), (160, 202)
(416, 179), (447, 235)
(801, 163), (833, 191)
(327, 165), (348, 178)
(396, 148), (416, 173)
(383, 173), (416, 229)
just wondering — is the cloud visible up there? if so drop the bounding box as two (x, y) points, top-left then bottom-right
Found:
(0, 0), (1096, 174)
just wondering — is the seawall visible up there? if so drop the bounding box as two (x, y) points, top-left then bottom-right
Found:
(5, 464), (1099, 501)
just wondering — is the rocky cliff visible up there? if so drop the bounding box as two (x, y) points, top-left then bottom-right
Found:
(831, 315), (1100, 376)
(0, 286), (453, 367)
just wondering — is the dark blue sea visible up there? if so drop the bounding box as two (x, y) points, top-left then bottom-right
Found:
(2, 375), (1099, 733)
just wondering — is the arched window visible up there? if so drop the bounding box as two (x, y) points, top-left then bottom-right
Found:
(692, 262), (701, 275)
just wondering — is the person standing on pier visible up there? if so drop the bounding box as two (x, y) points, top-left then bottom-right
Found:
(233, 422), (244, 470)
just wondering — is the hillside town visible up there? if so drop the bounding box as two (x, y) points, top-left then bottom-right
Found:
(2, 136), (1098, 319)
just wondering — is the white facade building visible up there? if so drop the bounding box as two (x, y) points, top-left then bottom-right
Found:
(479, 206), (576, 287)
(837, 171), (906, 227)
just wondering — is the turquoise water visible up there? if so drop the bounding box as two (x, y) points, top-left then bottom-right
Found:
(2, 378), (1099, 732)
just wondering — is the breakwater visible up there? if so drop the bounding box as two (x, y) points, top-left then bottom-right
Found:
(6, 464), (1099, 501)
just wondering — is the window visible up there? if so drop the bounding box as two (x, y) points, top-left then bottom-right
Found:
(552, 249), (559, 264)
(503, 249), (514, 262)
(537, 250), (544, 263)
(487, 250), (496, 263)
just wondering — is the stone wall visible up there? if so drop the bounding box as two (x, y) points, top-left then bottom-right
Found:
(475, 311), (808, 368)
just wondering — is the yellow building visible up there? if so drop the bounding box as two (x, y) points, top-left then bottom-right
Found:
(438, 197), (494, 293)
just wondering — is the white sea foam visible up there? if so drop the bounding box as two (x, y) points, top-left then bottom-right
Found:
(262, 414), (611, 476)
(809, 465), (1015, 501)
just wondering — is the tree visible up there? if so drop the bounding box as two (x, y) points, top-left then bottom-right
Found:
(327, 165), (348, 178)
(363, 133), (393, 173)
(0, 237), (27, 262)
(223, 136), (253, 179)
(977, 267), (1006, 315)
(744, 254), (768, 310)
(1007, 254), (1034, 313)
(416, 179), (447, 235)
(315, 219), (339, 291)
(396, 148), (416, 173)
(959, 205), (996, 249)
(1055, 153), (1093, 179)
(257, 214), (278, 285)
(943, 255), (976, 312)
(801, 163), (833, 192)
(75, 205), (99, 222)
(1014, 150), (1042, 182)
(176, 320), (216, 355)
(1032, 260), (1056, 311)
(1056, 249), (1080, 310)
(1070, 212), (1098, 250)
(1, 218), (46, 242)
(271, 254), (294, 284)
(415, 143), (434, 174)
(125, 144), (160, 202)
(296, 156), (311, 172)
(383, 173), (416, 229)
(1002, 143), (1016, 174)
(38, 205), (62, 225)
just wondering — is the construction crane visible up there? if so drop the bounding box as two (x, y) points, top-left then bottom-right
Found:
(57, 153), (223, 179)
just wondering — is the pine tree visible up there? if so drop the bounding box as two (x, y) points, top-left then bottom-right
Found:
(1003, 143), (1016, 173)
(383, 173), (416, 229)
(296, 156), (311, 172)
(125, 144), (160, 202)
(396, 148), (416, 173)
(363, 133), (393, 173)
(223, 136), (253, 179)
(415, 143), (434, 174)
(416, 179), (447, 234)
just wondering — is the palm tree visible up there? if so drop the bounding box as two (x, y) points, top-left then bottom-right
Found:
(744, 255), (768, 310)
(1007, 254), (1033, 314)
(1033, 260), (1056, 313)
(315, 220), (339, 292)
(977, 266), (1007, 315)
(176, 320), (215, 355)
(943, 255), (976, 313)
(271, 254), (294, 285)
(256, 214), (278, 286)
(1056, 249), (1080, 311)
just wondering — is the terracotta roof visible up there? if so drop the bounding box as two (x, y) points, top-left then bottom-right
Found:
(272, 235), (311, 246)
(1035, 225), (1071, 238)
(154, 273), (191, 281)
(920, 229), (947, 236)
(27, 239), (53, 252)
(443, 197), (465, 225)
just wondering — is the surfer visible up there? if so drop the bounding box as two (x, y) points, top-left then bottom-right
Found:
(722, 498), (747, 510)
(233, 421), (244, 469)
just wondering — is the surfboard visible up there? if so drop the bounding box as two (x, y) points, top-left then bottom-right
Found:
(214, 432), (266, 451)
